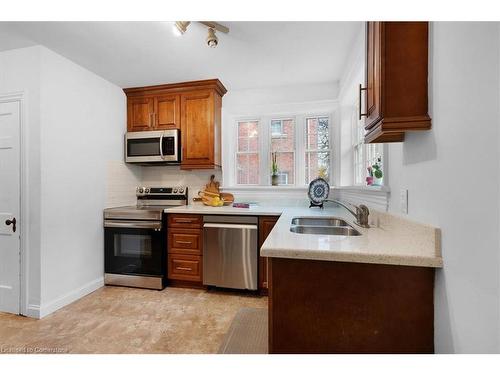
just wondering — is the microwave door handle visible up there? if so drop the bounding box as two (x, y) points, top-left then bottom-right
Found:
(159, 132), (164, 159)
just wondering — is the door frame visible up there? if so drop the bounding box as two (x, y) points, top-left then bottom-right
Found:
(0, 91), (27, 316)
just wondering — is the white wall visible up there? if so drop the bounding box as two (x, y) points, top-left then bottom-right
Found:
(0, 46), (42, 314)
(386, 22), (500, 353)
(337, 25), (365, 187)
(37, 47), (127, 316)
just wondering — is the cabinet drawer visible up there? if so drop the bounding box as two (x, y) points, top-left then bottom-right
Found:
(168, 214), (202, 228)
(168, 254), (202, 282)
(168, 228), (202, 255)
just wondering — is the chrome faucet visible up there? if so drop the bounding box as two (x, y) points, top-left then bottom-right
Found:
(326, 199), (370, 228)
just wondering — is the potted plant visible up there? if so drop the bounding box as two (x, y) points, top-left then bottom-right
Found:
(271, 152), (279, 186)
(371, 157), (383, 186)
(366, 157), (383, 186)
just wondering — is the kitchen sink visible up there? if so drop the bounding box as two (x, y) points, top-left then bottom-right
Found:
(291, 217), (350, 227)
(290, 225), (361, 236)
(290, 216), (362, 236)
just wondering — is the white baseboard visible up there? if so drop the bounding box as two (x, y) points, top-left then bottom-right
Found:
(26, 277), (104, 319)
(26, 304), (41, 319)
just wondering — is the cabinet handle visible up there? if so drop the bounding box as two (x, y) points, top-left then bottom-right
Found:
(175, 219), (196, 223)
(150, 113), (153, 127)
(176, 266), (192, 271)
(176, 240), (193, 245)
(359, 84), (368, 120)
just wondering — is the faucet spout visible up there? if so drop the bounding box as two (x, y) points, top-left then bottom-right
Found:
(326, 199), (370, 228)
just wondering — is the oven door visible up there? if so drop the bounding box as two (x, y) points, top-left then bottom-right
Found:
(104, 220), (164, 276)
(125, 130), (180, 163)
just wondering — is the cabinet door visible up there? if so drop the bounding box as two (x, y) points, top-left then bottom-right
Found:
(127, 97), (154, 132)
(365, 22), (383, 130)
(259, 216), (279, 292)
(180, 91), (214, 168)
(155, 94), (180, 129)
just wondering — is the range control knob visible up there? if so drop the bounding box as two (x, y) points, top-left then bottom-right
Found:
(138, 187), (144, 194)
(179, 188), (184, 193)
(173, 188), (178, 193)
(145, 188), (150, 194)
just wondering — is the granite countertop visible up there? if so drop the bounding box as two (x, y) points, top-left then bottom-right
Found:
(164, 203), (285, 216)
(164, 203), (443, 268)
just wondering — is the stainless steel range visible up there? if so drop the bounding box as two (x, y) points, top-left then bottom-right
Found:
(103, 186), (188, 290)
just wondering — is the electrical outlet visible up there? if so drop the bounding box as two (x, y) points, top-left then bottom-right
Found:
(400, 189), (408, 214)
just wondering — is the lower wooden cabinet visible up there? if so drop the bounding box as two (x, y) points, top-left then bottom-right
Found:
(167, 214), (204, 286)
(168, 228), (202, 256)
(258, 216), (279, 293)
(168, 254), (202, 282)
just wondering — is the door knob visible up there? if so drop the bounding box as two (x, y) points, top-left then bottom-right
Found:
(5, 217), (16, 233)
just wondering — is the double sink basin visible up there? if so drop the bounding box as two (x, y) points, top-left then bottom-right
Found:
(290, 217), (361, 236)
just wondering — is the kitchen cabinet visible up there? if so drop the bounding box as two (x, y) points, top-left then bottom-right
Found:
(268, 258), (435, 353)
(156, 94), (180, 130)
(167, 214), (204, 287)
(127, 97), (155, 132)
(124, 79), (227, 169)
(180, 90), (219, 169)
(361, 22), (431, 143)
(258, 216), (279, 294)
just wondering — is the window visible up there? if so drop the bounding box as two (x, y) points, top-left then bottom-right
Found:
(233, 113), (332, 187)
(276, 172), (289, 185)
(236, 120), (259, 185)
(270, 118), (295, 185)
(352, 108), (383, 185)
(305, 116), (331, 183)
(271, 120), (284, 137)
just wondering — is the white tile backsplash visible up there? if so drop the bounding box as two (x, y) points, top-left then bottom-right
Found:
(141, 166), (223, 202)
(105, 160), (142, 208)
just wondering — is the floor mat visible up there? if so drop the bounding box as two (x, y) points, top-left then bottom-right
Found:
(218, 307), (268, 354)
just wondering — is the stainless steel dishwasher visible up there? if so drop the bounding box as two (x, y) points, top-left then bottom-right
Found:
(203, 215), (258, 290)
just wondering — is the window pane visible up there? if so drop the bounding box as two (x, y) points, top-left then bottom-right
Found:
(306, 152), (330, 184)
(271, 119), (294, 152)
(306, 117), (329, 151)
(272, 152), (294, 185)
(237, 153), (259, 185)
(271, 120), (283, 137)
(238, 121), (259, 152)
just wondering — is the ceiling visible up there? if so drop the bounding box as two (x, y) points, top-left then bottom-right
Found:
(0, 21), (362, 90)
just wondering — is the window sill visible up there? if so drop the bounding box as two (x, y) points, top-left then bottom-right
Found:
(222, 185), (389, 192)
(333, 185), (390, 194)
(221, 185), (309, 191)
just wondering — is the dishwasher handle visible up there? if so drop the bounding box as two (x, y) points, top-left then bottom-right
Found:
(203, 223), (257, 230)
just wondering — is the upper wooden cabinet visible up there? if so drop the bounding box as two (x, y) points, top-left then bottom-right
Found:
(362, 22), (431, 143)
(128, 97), (155, 132)
(156, 94), (180, 130)
(124, 79), (227, 169)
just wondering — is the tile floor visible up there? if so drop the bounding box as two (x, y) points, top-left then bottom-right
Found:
(0, 286), (267, 354)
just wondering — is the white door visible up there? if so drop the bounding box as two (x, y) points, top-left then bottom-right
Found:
(0, 101), (21, 314)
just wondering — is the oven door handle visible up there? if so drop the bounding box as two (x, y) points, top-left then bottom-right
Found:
(104, 220), (163, 230)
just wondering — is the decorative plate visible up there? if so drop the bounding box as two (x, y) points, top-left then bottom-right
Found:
(308, 178), (330, 204)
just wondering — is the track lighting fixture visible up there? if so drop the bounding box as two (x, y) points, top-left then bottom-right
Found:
(206, 28), (218, 48)
(172, 21), (229, 47)
(173, 21), (191, 36)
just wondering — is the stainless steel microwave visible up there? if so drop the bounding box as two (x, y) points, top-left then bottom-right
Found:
(125, 130), (181, 164)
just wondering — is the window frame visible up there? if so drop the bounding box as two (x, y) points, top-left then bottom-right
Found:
(304, 115), (332, 185)
(234, 119), (261, 186)
(351, 106), (385, 186)
(269, 116), (296, 186)
(233, 112), (334, 187)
